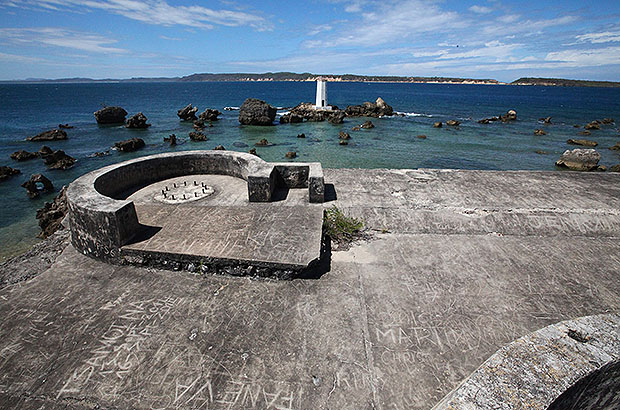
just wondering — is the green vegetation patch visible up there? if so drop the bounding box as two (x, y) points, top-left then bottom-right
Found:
(323, 206), (364, 243)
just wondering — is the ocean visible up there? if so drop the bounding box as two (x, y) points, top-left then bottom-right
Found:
(1, 81), (619, 260)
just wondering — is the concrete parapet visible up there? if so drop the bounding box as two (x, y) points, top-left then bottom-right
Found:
(433, 313), (620, 410)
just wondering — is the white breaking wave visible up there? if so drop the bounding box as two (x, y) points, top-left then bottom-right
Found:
(395, 111), (433, 117)
(224, 106), (239, 111)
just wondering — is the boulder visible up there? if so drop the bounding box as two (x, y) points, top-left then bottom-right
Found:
(21, 173), (54, 198)
(126, 112), (151, 128)
(42, 149), (76, 170)
(339, 140), (349, 145)
(280, 113), (304, 124)
(189, 132), (207, 142)
(213, 145), (225, 150)
(239, 98), (277, 125)
(114, 137), (145, 152)
(361, 120), (375, 129)
(297, 133), (306, 138)
(94, 106), (127, 124)
(534, 129), (546, 136)
(285, 151), (297, 159)
(539, 117), (552, 124)
(609, 164), (620, 172)
(11, 150), (38, 161)
(255, 138), (270, 146)
(567, 139), (598, 147)
(446, 120), (460, 126)
(38, 146), (53, 157)
(585, 121), (600, 130)
(199, 109), (221, 122)
(26, 129), (67, 141)
(433, 122), (443, 128)
(601, 118), (614, 124)
(248, 148), (259, 156)
(417, 135), (427, 139)
(610, 142), (620, 150)
(579, 130), (591, 136)
(339, 131), (351, 140)
(164, 134), (177, 146)
(177, 104), (198, 121)
(345, 97), (393, 117)
(36, 186), (67, 238)
(328, 111), (345, 124)
(555, 149), (600, 171)
(58, 123), (74, 129)
(500, 109), (517, 122)
(0, 166), (20, 182)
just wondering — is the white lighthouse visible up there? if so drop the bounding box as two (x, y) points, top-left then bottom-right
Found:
(315, 78), (327, 109)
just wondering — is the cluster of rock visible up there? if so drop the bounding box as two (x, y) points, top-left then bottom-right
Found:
(478, 110), (518, 124)
(36, 186), (67, 238)
(555, 149), (605, 172)
(11, 146), (76, 170)
(21, 173), (54, 198)
(114, 138), (145, 152)
(26, 129), (68, 141)
(177, 104), (222, 123)
(0, 166), (20, 182)
(94, 106), (151, 128)
(345, 97), (393, 117)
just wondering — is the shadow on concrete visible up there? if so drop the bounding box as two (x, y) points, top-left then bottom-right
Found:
(324, 184), (337, 202)
(297, 232), (331, 280)
(124, 224), (162, 246)
(271, 187), (290, 202)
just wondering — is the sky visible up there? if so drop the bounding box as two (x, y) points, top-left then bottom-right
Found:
(0, 0), (619, 82)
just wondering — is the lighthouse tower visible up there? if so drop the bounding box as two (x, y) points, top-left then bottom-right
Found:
(315, 78), (327, 109)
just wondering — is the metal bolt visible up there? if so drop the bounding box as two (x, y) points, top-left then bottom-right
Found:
(164, 192), (167, 198)
(165, 186), (169, 191)
(194, 192), (198, 197)
(173, 183), (176, 188)
(172, 195), (175, 200)
(194, 181), (197, 186)
(183, 194), (186, 200)
(184, 181), (187, 186)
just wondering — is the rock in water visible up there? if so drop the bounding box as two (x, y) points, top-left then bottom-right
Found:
(22, 174), (54, 198)
(446, 120), (460, 126)
(610, 164), (620, 172)
(213, 145), (225, 150)
(126, 112), (151, 128)
(539, 117), (552, 124)
(199, 109), (222, 122)
(285, 151), (297, 159)
(500, 110), (517, 122)
(417, 135), (427, 139)
(42, 150), (76, 170)
(345, 97), (393, 117)
(26, 129), (67, 141)
(11, 150), (38, 161)
(189, 132), (207, 141)
(328, 111), (345, 124)
(239, 98), (277, 125)
(339, 131), (351, 140)
(114, 138), (145, 152)
(0, 166), (20, 182)
(534, 129), (546, 136)
(601, 118), (614, 124)
(94, 106), (128, 124)
(255, 138), (269, 146)
(177, 104), (198, 121)
(361, 120), (375, 129)
(433, 122), (442, 128)
(280, 113), (304, 124)
(567, 139), (598, 147)
(248, 148), (259, 156)
(610, 142), (620, 151)
(164, 134), (177, 146)
(38, 146), (53, 157)
(36, 186), (67, 238)
(339, 139), (348, 145)
(555, 149), (600, 171)
(297, 133), (306, 138)
(584, 121), (600, 130)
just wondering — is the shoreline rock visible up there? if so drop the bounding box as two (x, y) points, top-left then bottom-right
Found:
(94, 106), (127, 124)
(239, 98), (277, 125)
(555, 149), (601, 171)
(21, 173), (54, 198)
(177, 104), (198, 121)
(126, 112), (151, 128)
(36, 186), (68, 238)
(114, 138), (145, 152)
(26, 129), (67, 141)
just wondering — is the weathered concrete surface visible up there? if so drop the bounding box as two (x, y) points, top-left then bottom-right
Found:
(1, 168), (620, 409)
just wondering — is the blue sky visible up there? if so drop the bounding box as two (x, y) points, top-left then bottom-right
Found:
(0, 0), (619, 81)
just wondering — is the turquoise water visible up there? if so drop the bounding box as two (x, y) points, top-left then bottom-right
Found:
(1, 81), (619, 260)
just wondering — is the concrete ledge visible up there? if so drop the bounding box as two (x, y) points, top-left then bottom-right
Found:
(433, 313), (620, 410)
(66, 150), (324, 262)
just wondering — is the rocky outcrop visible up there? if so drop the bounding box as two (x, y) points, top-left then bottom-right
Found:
(42, 149), (76, 170)
(360, 120), (374, 129)
(579, 130), (591, 136)
(177, 104), (198, 121)
(446, 120), (460, 126)
(38, 146), (53, 157)
(328, 111), (345, 124)
(213, 145), (225, 150)
(345, 97), (393, 117)
(36, 186), (67, 238)
(500, 110), (517, 122)
(539, 116), (552, 124)
(26, 129), (67, 141)
(279, 113), (304, 124)
(189, 132), (207, 141)
(339, 131), (351, 140)
(126, 112), (151, 128)
(21, 173), (54, 198)
(114, 138), (145, 152)
(601, 118), (614, 124)
(58, 123), (73, 129)
(567, 139), (597, 147)
(585, 121), (600, 130)
(610, 164), (620, 172)
(249, 148), (258, 156)
(255, 138), (270, 146)
(555, 149), (601, 171)
(534, 129), (546, 136)
(164, 134), (177, 146)
(610, 142), (620, 150)
(433, 122), (442, 128)
(297, 133), (305, 138)
(239, 98), (277, 125)
(0, 166), (20, 182)
(199, 109), (221, 122)
(94, 106), (127, 124)
(285, 151), (297, 159)
(11, 150), (38, 161)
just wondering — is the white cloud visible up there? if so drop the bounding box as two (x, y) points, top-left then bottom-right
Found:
(0, 27), (128, 53)
(545, 46), (620, 66)
(469, 5), (492, 14)
(308, 24), (333, 36)
(3, 0), (272, 31)
(0, 51), (44, 63)
(575, 31), (620, 44)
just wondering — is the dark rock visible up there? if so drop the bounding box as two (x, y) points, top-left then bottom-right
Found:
(248, 148), (259, 156)
(164, 134), (177, 146)
(21, 173), (54, 198)
(36, 186), (67, 238)
(126, 112), (151, 128)
(339, 140), (348, 145)
(90, 151), (110, 157)
(232, 141), (249, 148)
(199, 108), (221, 122)
(351, 126), (361, 131)
(280, 113), (304, 124)
(555, 149), (600, 171)
(255, 138), (269, 146)
(0, 166), (20, 182)
(433, 122), (443, 128)
(26, 129), (67, 141)
(345, 97), (393, 117)
(539, 117), (552, 124)
(609, 164), (620, 172)
(297, 133), (306, 138)
(500, 109), (517, 122)
(585, 121), (600, 130)
(535, 150), (548, 155)
(417, 135), (427, 139)
(573, 124), (581, 128)
(446, 120), (460, 127)
(239, 98), (277, 125)
(609, 142), (620, 150)
(94, 106), (127, 124)
(567, 139), (597, 147)
(213, 145), (225, 150)
(177, 104), (198, 121)
(42, 150), (76, 170)
(38, 146), (53, 157)
(601, 118), (614, 124)
(579, 130), (591, 136)
(339, 131), (351, 140)
(534, 129), (546, 136)
(189, 132), (207, 142)
(193, 120), (205, 130)
(285, 151), (297, 159)
(114, 137), (145, 152)
(360, 120), (375, 129)
(11, 150), (38, 161)
(58, 123), (74, 129)
(328, 111), (345, 124)
(596, 165), (607, 172)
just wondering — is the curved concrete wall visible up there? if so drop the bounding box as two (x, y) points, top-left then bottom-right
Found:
(433, 313), (620, 410)
(66, 150), (324, 262)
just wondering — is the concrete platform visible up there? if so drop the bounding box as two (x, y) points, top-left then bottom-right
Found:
(1, 168), (620, 409)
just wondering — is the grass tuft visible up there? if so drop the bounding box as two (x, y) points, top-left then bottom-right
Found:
(323, 206), (364, 243)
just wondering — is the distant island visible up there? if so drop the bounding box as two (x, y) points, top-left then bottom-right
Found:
(2, 72), (620, 87)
